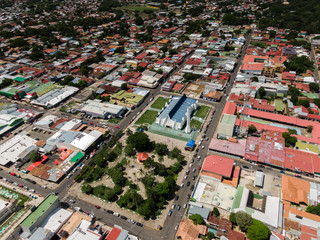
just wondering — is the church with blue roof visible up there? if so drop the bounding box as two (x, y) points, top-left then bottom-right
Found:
(155, 94), (198, 130)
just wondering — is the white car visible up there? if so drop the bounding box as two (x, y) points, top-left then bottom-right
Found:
(175, 224), (180, 230)
(113, 212), (119, 217)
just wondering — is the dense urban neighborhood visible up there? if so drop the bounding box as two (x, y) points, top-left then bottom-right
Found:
(0, 0), (320, 240)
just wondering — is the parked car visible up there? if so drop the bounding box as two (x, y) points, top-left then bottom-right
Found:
(113, 212), (119, 217)
(120, 216), (127, 220)
(183, 204), (187, 209)
(95, 205), (100, 209)
(107, 210), (114, 214)
(175, 224), (180, 230)
(177, 205), (181, 211)
(168, 210), (172, 216)
(171, 204), (175, 209)
(175, 195), (179, 201)
(186, 181), (191, 186)
(136, 222), (143, 227)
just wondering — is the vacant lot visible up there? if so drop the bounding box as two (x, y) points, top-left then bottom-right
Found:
(122, 5), (157, 12)
(135, 110), (158, 125)
(151, 96), (169, 110)
(194, 105), (210, 118)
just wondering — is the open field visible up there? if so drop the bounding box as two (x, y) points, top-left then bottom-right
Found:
(135, 110), (158, 125)
(194, 105), (210, 118)
(122, 5), (158, 12)
(151, 96), (169, 110)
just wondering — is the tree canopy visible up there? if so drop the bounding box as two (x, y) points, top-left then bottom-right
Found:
(126, 132), (152, 152)
(189, 214), (206, 225)
(247, 219), (271, 240)
(235, 211), (252, 232)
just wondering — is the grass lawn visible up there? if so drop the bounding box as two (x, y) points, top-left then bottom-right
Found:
(151, 97), (169, 110)
(122, 5), (157, 12)
(135, 110), (158, 125)
(194, 105), (210, 118)
(108, 118), (121, 124)
(190, 119), (202, 130)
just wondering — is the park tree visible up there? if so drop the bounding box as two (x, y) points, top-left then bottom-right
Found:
(189, 214), (205, 225)
(169, 147), (182, 159)
(30, 151), (41, 163)
(247, 219), (271, 240)
(137, 198), (155, 218)
(235, 211), (252, 232)
(155, 143), (168, 156)
(248, 124), (257, 134)
(127, 132), (152, 152)
(124, 144), (135, 157)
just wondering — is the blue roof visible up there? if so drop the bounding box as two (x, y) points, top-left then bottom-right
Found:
(158, 95), (197, 123)
(186, 139), (195, 147)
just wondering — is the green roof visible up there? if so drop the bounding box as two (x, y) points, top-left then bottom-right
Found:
(20, 195), (58, 229)
(220, 114), (237, 125)
(296, 141), (319, 154)
(71, 152), (84, 163)
(111, 90), (144, 106)
(275, 99), (285, 112)
(302, 92), (319, 99)
(14, 77), (26, 82)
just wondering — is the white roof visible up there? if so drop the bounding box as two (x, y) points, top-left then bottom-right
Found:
(67, 220), (100, 240)
(40, 207), (72, 232)
(252, 196), (280, 228)
(193, 182), (206, 201)
(0, 199), (7, 211)
(0, 134), (37, 165)
(70, 133), (96, 151)
(81, 100), (125, 116)
(60, 119), (82, 131)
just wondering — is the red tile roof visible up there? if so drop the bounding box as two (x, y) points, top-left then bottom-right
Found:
(203, 155), (234, 178)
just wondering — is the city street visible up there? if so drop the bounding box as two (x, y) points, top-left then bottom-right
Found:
(6, 33), (252, 240)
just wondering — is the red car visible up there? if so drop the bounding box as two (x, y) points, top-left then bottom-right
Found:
(115, 126), (120, 129)
(95, 205), (101, 209)
(198, 166), (201, 171)
(19, 184), (23, 188)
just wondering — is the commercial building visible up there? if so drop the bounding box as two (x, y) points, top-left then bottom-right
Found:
(0, 113), (23, 136)
(217, 114), (236, 139)
(31, 86), (79, 108)
(0, 199), (16, 224)
(20, 195), (60, 235)
(45, 129), (102, 152)
(201, 155), (240, 187)
(155, 94), (198, 130)
(0, 134), (37, 166)
(233, 187), (283, 229)
(81, 99), (126, 119)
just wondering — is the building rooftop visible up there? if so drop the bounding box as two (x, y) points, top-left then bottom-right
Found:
(21, 195), (59, 229)
(202, 155), (234, 178)
(157, 94), (197, 123)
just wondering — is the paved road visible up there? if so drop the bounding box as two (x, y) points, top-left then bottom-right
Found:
(6, 33), (252, 240)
